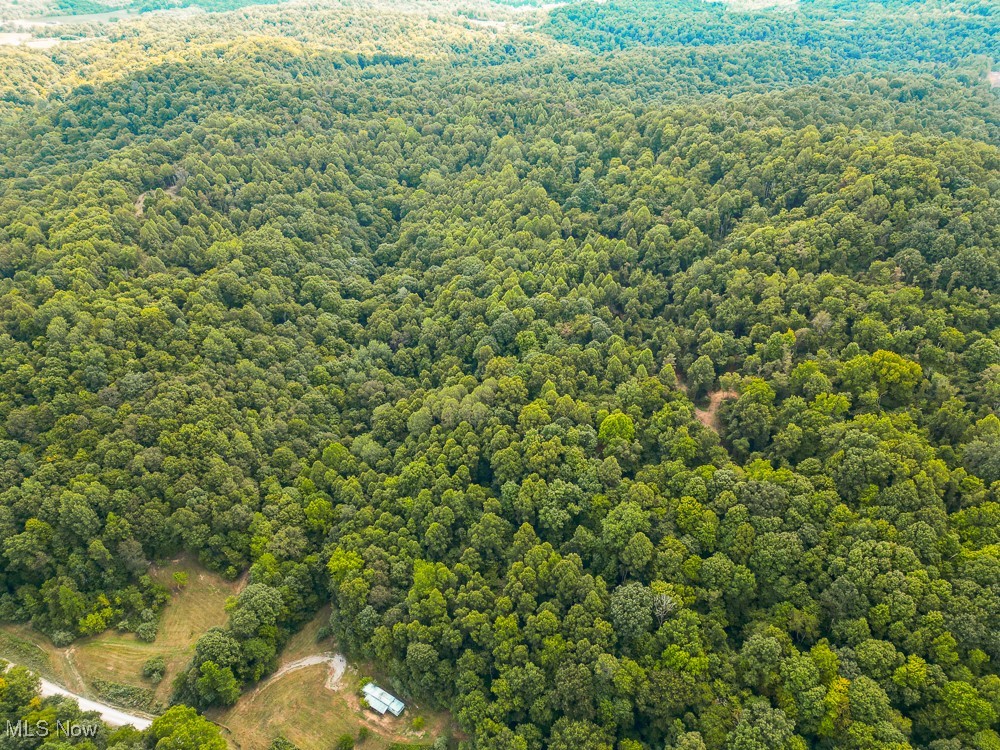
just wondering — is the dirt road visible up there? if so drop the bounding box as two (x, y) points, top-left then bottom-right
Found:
(250, 653), (347, 698)
(7, 665), (154, 729)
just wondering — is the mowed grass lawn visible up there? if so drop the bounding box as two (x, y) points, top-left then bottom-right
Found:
(72, 556), (241, 705)
(2, 569), (453, 747)
(1, 557), (239, 709)
(215, 665), (376, 750)
(215, 609), (450, 749)
(0, 625), (81, 689)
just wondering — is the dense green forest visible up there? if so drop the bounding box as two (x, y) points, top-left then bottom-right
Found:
(0, 0), (999, 748)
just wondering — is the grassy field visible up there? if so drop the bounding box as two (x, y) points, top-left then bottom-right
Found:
(1, 567), (452, 748)
(0, 626), (72, 684)
(214, 610), (452, 750)
(272, 607), (330, 664)
(0, 556), (240, 709)
(73, 556), (241, 707)
(214, 662), (449, 750)
(216, 664), (376, 750)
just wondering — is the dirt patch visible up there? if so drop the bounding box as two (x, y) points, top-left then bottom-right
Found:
(694, 390), (738, 433)
(674, 370), (737, 433)
(342, 689), (407, 739)
(134, 170), (185, 217)
(63, 645), (87, 691)
(990, 71), (1000, 88)
(134, 182), (179, 217)
(467, 17), (509, 29)
(341, 687), (445, 745)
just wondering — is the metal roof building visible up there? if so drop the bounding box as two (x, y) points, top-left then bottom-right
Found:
(362, 683), (405, 717)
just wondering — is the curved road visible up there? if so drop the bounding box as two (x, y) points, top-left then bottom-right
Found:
(14, 667), (153, 729)
(249, 652), (347, 698)
(11, 652), (349, 731)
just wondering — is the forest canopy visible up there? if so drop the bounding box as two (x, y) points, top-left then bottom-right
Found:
(0, 0), (999, 748)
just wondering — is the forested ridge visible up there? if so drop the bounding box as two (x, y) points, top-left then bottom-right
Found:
(1, 0), (999, 748)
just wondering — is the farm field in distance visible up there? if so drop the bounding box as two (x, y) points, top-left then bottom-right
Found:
(0, 0), (998, 748)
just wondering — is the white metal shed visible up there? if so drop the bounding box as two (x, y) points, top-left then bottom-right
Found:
(362, 683), (405, 717)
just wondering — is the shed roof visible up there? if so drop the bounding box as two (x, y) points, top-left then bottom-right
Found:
(362, 683), (405, 716)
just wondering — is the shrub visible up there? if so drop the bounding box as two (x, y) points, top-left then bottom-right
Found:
(92, 679), (154, 710)
(143, 655), (167, 683)
(136, 621), (158, 642)
(50, 631), (74, 647)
